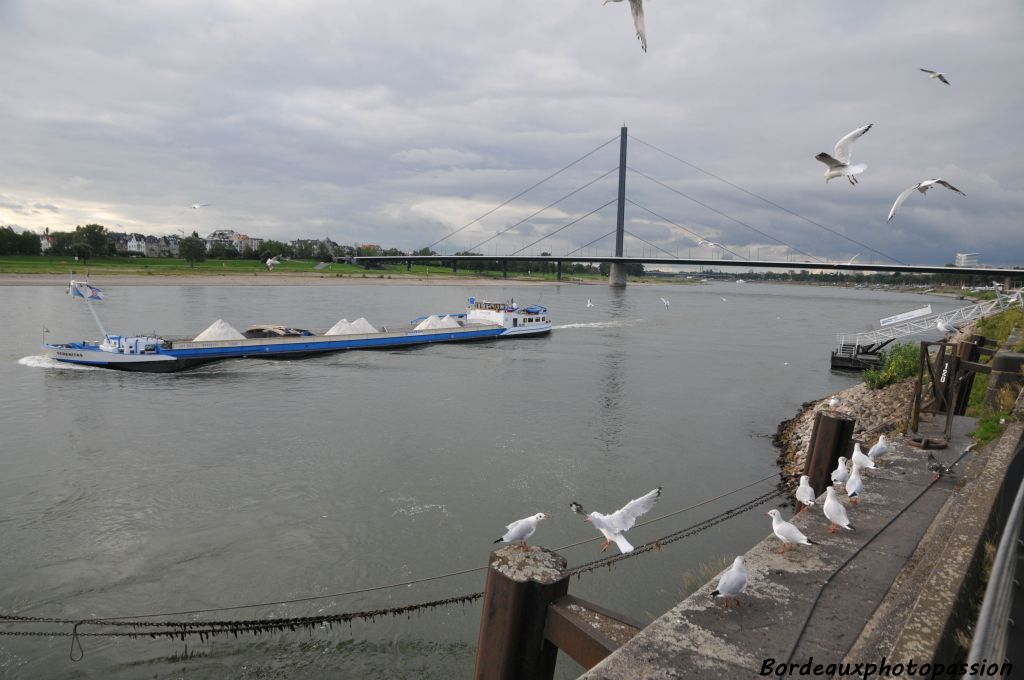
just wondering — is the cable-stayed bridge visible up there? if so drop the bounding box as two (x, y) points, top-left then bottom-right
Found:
(354, 127), (1021, 285)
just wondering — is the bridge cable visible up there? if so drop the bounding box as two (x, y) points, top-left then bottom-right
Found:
(565, 230), (616, 257)
(628, 166), (823, 262)
(424, 135), (619, 251)
(625, 197), (748, 261)
(465, 167), (618, 253)
(629, 135), (908, 265)
(623, 229), (679, 259)
(508, 199), (618, 256)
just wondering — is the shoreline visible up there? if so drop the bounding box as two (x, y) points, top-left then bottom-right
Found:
(0, 273), (616, 287)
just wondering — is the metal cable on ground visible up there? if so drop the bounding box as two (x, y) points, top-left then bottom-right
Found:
(783, 445), (975, 666)
(629, 135), (907, 265)
(625, 197), (748, 261)
(424, 136), (618, 251)
(509, 199), (618, 256)
(465, 167), (618, 253)
(627, 166), (822, 262)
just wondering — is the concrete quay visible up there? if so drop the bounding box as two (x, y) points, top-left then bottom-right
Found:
(580, 416), (1024, 679)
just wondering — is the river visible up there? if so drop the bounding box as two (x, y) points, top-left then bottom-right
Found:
(0, 280), (962, 679)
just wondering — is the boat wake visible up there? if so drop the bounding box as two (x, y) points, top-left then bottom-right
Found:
(18, 355), (100, 370)
(554, 319), (644, 330)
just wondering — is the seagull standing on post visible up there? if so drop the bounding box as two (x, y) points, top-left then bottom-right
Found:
(815, 124), (873, 185)
(570, 487), (661, 554)
(494, 513), (548, 550)
(603, 0), (646, 52)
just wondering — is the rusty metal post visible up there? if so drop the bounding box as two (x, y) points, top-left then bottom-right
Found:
(474, 546), (570, 680)
(804, 411), (855, 498)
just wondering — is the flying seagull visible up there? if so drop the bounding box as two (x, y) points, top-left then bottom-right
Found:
(266, 256), (281, 271)
(494, 512), (548, 550)
(711, 556), (748, 609)
(887, 179), (965, 222)
(846, 253), (861, 265)
(586, 299), (595, 308)
(920, 68), (950, 86)
(570, 487), (661, 554)
(766, 508), (816, 553)
(660, 297), (670, 307)
(815, 124), (873, 185)
(603, 0), (646, 52)
(190, 203), (210, 209)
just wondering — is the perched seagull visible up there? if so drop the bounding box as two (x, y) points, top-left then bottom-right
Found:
(711, 556), (748, 609)
(868, 434), (889, 464)
(660, 297), (670, 307)
(766, 509), (816, 554)
(823, 487), (854, 533)
(586, 299), (595, 308)
(190, 203), (210, 209)
(846, 464), (865, 505)
(266, 256), (281, 271)
(828, 395), (842, 409)
(927, 452), (960, 481)
(795, 475), (816, 513)
(570, 487), (661, 554)
(831, 456), (850, 485)
(887, 179), (965, 222)
(603, 0), (646, 52)
(851, 442), (876, 470)
(937, 318), (959, 337)
(494, 512), (548, 550)
(815, 124), (873, 185)
(920, 68), (951, 86)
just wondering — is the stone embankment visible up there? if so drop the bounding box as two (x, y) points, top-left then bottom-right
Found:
(774, 324), (978, 490)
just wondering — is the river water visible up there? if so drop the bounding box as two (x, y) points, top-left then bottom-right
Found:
(0, 281), (960, 679)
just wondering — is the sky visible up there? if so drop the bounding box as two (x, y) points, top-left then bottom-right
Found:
(1, 1), (1022, 266)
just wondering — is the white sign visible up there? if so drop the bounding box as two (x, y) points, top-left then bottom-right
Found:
(879, 305), (932, 327)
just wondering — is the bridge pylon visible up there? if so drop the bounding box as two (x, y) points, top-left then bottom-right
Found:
(609, 125), (628, 287)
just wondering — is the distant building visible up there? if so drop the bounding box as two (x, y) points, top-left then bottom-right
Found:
(955, 253), (979, 267)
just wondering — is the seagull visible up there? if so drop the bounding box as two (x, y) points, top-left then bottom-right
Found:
(766, 509), (816, 553)
(851, 442), (876, 470)
(266, 256), (281, 271)
(937, 318), (959, 337)
(887, 179), (965, 222)
(603, 0), (646, 52)
(795, 475), (816, 513)
(823, 487), (854, 533)
(586, 299), (595, 308)
(711, 556), (748, 609)
(660, 297), (670, 307)
(494, 513), (548, 550)
(846, 253), (861, 265)
(720, 297), (728, 302)
(815, 124), (873, 185)
(828, 395), (842, 409)
(190, 203), (210, 209)
(927, 452), (960, 481)
(920, 68), (951, 86)
(868, 434), (889, 464)
(846, 463), (865, 505)
(570, 487), (661, 554)
(830, 456), (850, 485)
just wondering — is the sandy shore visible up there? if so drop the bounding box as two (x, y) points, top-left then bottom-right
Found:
(0, 273), (604, 287)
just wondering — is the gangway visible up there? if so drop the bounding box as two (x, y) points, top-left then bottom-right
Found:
(831, 291), (1023, 370)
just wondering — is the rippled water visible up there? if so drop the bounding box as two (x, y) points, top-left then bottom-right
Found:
(0, 281), (961, 678)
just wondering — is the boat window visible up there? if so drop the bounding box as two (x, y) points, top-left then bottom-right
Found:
(513, 319), (518, 327)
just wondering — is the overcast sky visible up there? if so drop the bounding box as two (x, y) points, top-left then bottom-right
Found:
(1, 1), (1022, 266)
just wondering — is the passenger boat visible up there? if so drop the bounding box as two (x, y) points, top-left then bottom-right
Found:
(43, 282), (551, 372)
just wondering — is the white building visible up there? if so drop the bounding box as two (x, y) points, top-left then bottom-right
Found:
(954, 253), (979, 267)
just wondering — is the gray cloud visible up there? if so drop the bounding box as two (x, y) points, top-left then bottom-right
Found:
(1, 1), (1022, 265)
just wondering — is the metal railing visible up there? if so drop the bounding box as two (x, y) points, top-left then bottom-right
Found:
(967, 439), (1024, 671)
(836, 292), (1023, 352)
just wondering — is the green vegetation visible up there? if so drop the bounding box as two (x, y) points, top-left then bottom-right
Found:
(863, 342), (919, 390)
(976, 307), (1024, 350)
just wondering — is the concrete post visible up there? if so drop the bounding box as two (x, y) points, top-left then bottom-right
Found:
(983, 352), (1024, 414)
(556, 260), (562, 282)
(804, 411), (856, 498)
(608, 263), (627, 287)
(474, 546), (569, 680)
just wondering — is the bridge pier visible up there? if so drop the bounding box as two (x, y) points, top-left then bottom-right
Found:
(556, 261), (562, 282)
(608, 263), (627, 287)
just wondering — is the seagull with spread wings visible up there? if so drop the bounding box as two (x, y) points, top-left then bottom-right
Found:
(920, 68), (951, 85)
(190, 203), (210, 209)
(603, 0), (646, 52)
(815, 124), (873, 185)
(887, 179), (965, 222)
(571, 487), (661, 553)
